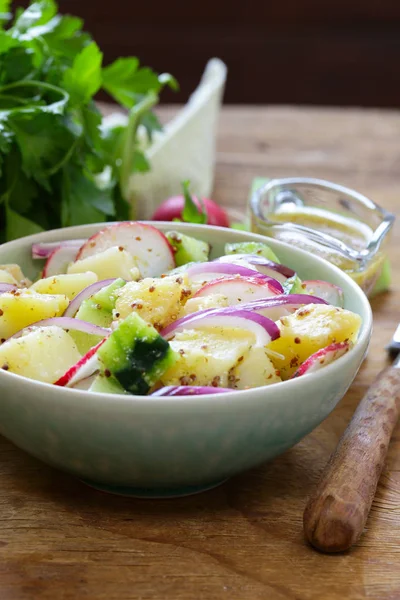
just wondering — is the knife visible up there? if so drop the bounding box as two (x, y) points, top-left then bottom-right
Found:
(303, 341), (400, 553)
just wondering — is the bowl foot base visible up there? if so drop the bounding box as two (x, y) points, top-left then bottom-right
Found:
(81, 478), (228, 498)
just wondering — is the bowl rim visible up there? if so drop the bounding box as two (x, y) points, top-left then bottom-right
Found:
(0, 221), (372, 407)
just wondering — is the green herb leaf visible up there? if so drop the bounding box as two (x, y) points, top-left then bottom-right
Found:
(0, 0), (176, 241)
(102, 58), (160, 108)
(140, 111), (162, 143)
(6, 204), (44, 240)
(181, 180), (207, 224)
(0, 46), (36, 84)
(9, 111), (75, 188)
(131, 150), (150, 173)
(11, 0), (57, 36)
(0, 0), (11, 29)
(61, 163), (114, 227)
(62, 42), (103, 105)
(158, 72), (179, 91)
(42, 15), (90, 60)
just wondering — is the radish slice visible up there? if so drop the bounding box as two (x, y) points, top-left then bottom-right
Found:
(0, 283), (18, 294)
(194, 276), (282, 304)
(216, 254), (295, 283)
(43, 245), (81, 277)
(75, 222), (175, 277)
(70, 374), (97, 391)
(32, 239), (86, 259)
(292, 341), (351, 378)
(55, 339), (105, 387)
(9, 318), (110, 341)
(63, 278), (120, 318)
(161, 308), (280, 347)
(301, 280), (344, 307)
(151, 386), (235, 396)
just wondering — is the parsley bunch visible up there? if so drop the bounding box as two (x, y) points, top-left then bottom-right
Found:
(0, 0), (177, 242)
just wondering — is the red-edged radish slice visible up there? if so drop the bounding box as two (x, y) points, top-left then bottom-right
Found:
(161, 308), (280, 347)
(0, 283), (18, 294)
(43, 245), (81, 277)
(32, 239), (86, 260)
(70, 374), (97, 391)
(216, 254), (295, 284)
(300, 280), (344, 307)
(75, 222), (175, 277)
(63, 278), (119, 318)
(9, 317), (110, 342)
(55, 339), (105, 387)
(193, 276), (283, 304)
(151, 386), (235, 396)
(292, 341), (351, 378)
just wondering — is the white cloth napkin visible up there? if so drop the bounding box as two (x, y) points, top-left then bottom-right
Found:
(102, 58), (227, 219)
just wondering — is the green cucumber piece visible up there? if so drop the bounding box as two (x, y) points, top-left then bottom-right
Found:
(89, 373), (127, 395)
(72, 279), (126, 354)
(224, 241), (280, 263)
(97, 313), (178, 395)
(167, 231), (210, 266)
(283, 274), (303, 295)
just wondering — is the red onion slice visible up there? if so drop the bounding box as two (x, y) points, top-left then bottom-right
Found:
(9, 317), (110, 342)
(151, 386), (235, 396)
(0, 283), (18, 294)
(185, 262), (267, 282)
(215, 254), (295, 283)
(64, 279), (119, 318)
(161, 308), (280, 347)
(229, 293), (328, 319)
(32, 239), (86, 259)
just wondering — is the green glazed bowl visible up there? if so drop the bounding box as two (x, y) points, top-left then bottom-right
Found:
(0, 223), (372, 497)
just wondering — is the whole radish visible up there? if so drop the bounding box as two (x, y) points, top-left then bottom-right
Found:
(152, 181), (230, 228)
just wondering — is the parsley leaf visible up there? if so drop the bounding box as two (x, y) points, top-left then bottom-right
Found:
(0, 0), (176, 241)
(6, 204), (43, 240)
(181, 180), (207, 224)
(62, 42), (102, 106)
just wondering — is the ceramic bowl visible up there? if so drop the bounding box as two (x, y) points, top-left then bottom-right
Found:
(0, 223), (372, 497)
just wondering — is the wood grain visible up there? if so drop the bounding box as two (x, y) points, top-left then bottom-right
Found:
(0, 106), (400, 599)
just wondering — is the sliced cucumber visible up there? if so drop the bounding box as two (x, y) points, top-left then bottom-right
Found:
(97, 312), (178, 395)
(72, 279), (126, 353)
(166, 231), (210, 266)
(283, 274), (303, 294)
(224, 241), (280, 263)
(89, 373), (127, 395)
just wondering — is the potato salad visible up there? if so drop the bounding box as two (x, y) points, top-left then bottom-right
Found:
(0, 223), (362, 396)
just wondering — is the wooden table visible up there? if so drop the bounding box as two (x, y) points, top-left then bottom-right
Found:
(1, 106), (399, 600)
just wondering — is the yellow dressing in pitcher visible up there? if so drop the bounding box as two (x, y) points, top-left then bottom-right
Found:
(251, 206), (385, 293)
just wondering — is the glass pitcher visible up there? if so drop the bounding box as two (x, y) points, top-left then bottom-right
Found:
(249, 177), (395, 296)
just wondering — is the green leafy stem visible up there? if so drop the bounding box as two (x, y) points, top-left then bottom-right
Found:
(120, 92), (159, 216)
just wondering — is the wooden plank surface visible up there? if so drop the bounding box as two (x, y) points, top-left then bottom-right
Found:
(0, 106), (399, 600)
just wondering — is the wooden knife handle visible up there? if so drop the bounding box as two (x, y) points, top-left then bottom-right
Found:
(303, 366), (400, 553)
